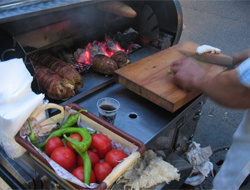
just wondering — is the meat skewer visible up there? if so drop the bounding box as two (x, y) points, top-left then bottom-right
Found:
(33, 63), (75, 101)
(30, 51), (83, 91)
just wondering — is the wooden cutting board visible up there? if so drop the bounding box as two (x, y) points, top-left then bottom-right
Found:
(114, 41), (226, 112)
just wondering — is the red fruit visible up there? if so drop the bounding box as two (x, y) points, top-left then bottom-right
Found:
(94, 162), (112, 183)
(89, 134), (111, 158)
(45, 137), (64, 156)
(77, 150), (100, 168)
(72, 166), (96, 184)
(50, 147), (76, 171)
(105, 149), (127, 168)
(66, 133), (83, 152)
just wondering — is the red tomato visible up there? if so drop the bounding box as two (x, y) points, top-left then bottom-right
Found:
(50, 147), (76, 171)
(72, 166), (96, 184)
(66, 133), (83, 152)
(104, 149), (127, 168)
(89, 134), (111, 158)
(45, 137), (64, 156)
(94, 162), (112, 183)
(77, 150), (100, 168)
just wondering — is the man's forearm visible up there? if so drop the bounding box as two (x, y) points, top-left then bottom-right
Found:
(194, 69), (250, 109)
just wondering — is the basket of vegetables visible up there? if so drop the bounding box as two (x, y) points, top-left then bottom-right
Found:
(15, 103), (146, 189)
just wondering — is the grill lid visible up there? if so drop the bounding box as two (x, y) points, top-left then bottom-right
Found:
(0, 0), (95, 23)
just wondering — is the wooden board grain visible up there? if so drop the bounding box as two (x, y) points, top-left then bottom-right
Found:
(114, 41), (226, 112)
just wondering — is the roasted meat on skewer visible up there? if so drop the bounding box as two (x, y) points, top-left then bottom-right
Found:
(30, 51), (83, 91)
(33, 63), (75, 101)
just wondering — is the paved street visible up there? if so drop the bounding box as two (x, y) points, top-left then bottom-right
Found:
(179, 0), (250, 188)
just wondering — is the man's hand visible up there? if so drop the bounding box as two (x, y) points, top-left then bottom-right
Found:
(170, 51), (250, 109)
(170, 58), (208, 91)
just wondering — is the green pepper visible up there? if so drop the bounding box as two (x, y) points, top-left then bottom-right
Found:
(39, 127), (92, 151)
(60, 109), (88, 129)
(39, 127), (92, 185)
(61, 137), (67, 145)
(64, 134), (92, 185)
(28, 118), (39, 147)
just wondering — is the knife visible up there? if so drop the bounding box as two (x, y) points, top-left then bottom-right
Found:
(179, 49), (235, 69)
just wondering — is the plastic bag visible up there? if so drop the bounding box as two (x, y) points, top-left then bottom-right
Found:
(184, 141), (213, 186)
(0, 58), (44, 159)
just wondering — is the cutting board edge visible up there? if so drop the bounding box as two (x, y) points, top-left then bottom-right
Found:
(114, 71), (202, 113)
(172, 91), (201, 112)
(114, 74), (177, 112)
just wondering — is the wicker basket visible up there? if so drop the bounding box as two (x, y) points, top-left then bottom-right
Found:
(15, 103), (146, 189)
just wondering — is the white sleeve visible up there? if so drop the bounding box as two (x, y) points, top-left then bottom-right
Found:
(237, 57), (250, 88)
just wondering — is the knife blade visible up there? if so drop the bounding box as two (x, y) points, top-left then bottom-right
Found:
(179, 49), (235, 69)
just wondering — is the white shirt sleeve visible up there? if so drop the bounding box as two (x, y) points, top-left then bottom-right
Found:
(237, 57), (250, 88)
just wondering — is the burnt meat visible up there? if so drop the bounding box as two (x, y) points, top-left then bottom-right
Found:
(33, 63), (75, 101)
(111, 51), (131, 68)
(30, 51), (83, 91)
(92, 54), (118, 75)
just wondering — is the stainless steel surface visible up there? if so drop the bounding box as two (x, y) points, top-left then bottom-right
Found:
(147, 0), (183, 46)
(0, 0), (93, 23)
(133, 2), (159, 44)
(70, 82), (206, 152)
(0, 146), (76, 189)
(0, 148), (34, 189)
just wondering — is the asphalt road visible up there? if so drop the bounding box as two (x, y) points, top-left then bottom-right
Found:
(178, 0), (250, 188)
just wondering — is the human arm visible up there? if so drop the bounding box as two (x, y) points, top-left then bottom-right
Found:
(170, 50), (250, 109)
(233, 48), (250, 66)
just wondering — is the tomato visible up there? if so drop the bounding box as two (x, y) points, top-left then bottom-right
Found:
(89, 134), (111, 158)
(94, 162), (112, 183)
(104, 149), (127, 168)
(66, 133), (83, 152)
(50, 147), (76, 171)
(72, 166), (96, 184)
(77, 150), (100, 168)
(45, 137), (64, 156)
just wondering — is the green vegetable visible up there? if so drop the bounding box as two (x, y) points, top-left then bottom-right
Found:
(61, 137), (67, 145)
(167, 69), (172, 74)
(28, 118), (39, 147)
(37, 109), (92, 184)
(39, 127), (92, 151)
(64, 134), (92, 185)
(60, 109), (88, 129)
